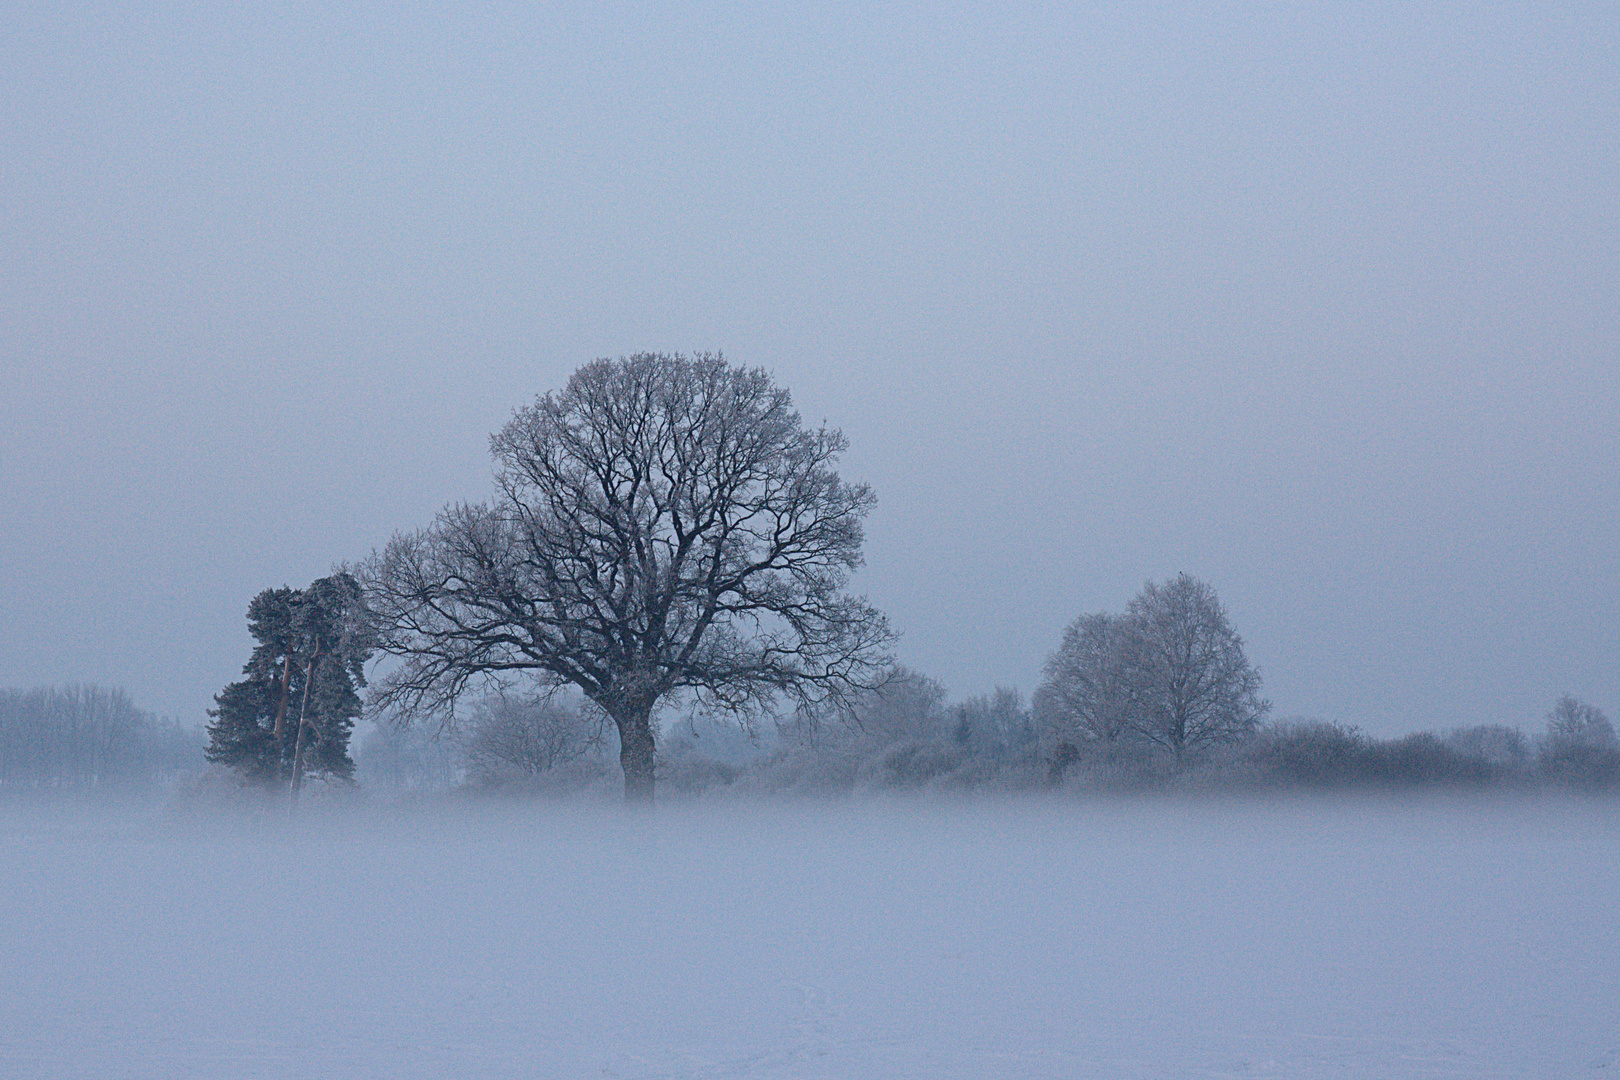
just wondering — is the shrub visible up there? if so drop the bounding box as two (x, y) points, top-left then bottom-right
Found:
(868, 741), (966, 789)
(1444, 725), (1533, 779)
(1540, 739), (1620, 788)
(1246, 721), (1367, 787)
(1358, 732), (1495, 786)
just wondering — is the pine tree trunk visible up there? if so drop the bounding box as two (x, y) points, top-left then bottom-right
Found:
(289, 642), (322, 802)
(615, 708), (657, 803)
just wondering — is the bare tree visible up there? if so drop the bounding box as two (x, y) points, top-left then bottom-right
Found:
(361, 353), (893, 801)
(1037, 612), (1135, 751)
(1545, 693), (1615, 746)
(830, 666), (948, 746)
(0, 685), (198, 789)
(1119, 573), (1268, 763)
(464, 693), (599, 783)
(1540, 693), (1619, 787)
(949, 687), (1032, 757)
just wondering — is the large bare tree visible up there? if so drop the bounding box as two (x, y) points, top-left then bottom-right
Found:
(361, 353), (892, 800)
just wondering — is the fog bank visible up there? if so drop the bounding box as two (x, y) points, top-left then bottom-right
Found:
(4, 794), (1616, 1077)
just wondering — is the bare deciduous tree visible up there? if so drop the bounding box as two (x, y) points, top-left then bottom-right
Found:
(1037, 612), (1135, 751)
(949, 687), (1032, 757)
(1121, 573), (1269, 762)
(1545, 693), (1615, 746)
(0, 685), (198, 788)
(1540, 693), (1619, 787)
(464, 693), (599, 783)
(361, 353), (893, 801)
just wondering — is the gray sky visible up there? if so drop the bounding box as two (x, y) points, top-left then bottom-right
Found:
(3, 1), (1616, 736)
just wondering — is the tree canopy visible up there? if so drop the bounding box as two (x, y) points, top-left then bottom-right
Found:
(1124, 573), (1269, 760)
(1039, 574), (1268, 765)
(362, 353), (893, 800)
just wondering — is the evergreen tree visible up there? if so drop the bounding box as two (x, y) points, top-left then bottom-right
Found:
(206, 573), (374, 787)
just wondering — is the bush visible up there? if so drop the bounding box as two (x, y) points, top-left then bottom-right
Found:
(1444, 725), (1533, 779)
(1246, 721), (1367, 787)
(1357, 732), (1497, 786)
(1241, 722), (1525, 790)
(1051, 740), (1173, 792)
(866, 741), (967, 789)
(1540, 738), (1620, 788)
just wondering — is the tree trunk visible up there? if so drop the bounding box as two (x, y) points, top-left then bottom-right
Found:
(614, 707), (657, 803)
(289, 640), (322, 804)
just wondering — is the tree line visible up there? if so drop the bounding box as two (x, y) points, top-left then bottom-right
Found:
(353, 672), (1620, 798)
(198, 352), (1615, 802)
(0, 685), (200, 790)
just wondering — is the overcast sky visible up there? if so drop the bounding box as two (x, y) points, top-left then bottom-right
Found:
(3, 1), (1615, 736)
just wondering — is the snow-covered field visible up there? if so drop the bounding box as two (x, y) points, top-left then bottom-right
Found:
(3, 792), (1617, 1078)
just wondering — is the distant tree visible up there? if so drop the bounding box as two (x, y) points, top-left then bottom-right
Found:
(1037, 612), (1135, 754)
(361, 353), (893, 802)
(1545, 694), (1615, 746)
(1119, 573), (1269, 763)
(206, 573), (374, 790)
(464, 693), (599, 783)
(354, 723), (463, 791)
(1031, 689), (1082, 782)
(1444, 725), (1532, 778)
(753, 667), (950, 794)
(774, 666), (947, 752)
(949, 687), (1032, 757)
(0, 685), (198, 789)
(1540, 693), (1620, 787)
(848, 668), (949, 744)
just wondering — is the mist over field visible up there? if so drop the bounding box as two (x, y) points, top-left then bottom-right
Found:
(4, 792), (1617, 1079)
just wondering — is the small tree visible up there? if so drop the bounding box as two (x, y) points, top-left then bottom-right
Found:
(1545, 694), (1615, 745)
(1037, 612), (1135, 752)
(1040, 576), (1267, 769)
(949, 687), (1032, 757)
(464, 693), (598, 783)
(1540, 693), (1620, 787)
(362, 353), (893, 801)
(1119, 573), (1268, 763)
(206, 573), (374, 790)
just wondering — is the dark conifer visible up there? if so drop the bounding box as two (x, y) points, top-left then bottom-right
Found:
(206, 573), (374, 787)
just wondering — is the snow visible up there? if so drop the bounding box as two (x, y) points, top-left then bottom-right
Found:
(3, 793), (1617, 1078)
